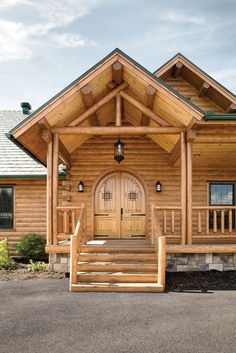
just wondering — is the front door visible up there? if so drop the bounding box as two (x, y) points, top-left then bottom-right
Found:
(94, 172), (146, 238)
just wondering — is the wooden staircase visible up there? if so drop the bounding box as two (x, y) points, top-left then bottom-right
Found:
(70, 240), (164, 292)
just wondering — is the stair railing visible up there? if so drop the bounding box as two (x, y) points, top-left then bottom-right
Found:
(69, 203), (86, 291)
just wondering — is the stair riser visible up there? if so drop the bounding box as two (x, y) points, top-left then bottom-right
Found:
(78, 264), (158, 272)
(79, 254), (157, 263)
(77, 274), (157, 283)
(82, 246), (155, 254)
(71, 285), (164, 293)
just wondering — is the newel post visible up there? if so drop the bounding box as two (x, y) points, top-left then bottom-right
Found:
(47, 140), (53, 245)
(158, 236), (166, 290)
(180, 132), (187, 245)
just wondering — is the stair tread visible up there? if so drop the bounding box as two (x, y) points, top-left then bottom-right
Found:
(78, 261), (157, 265)
(77, 271), (157, 275)
(72, 282), (162, 287)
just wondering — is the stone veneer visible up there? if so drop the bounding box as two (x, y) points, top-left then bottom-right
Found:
(166, 253), (236, 272)
(49, 253), (236, 273)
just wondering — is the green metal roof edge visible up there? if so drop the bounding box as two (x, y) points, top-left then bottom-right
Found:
(154, 52), (236, 99)
(204, 113), (236, 121)
(9, 48), (205, 137)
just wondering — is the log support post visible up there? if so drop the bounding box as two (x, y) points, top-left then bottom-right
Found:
(186, 140), (193, 245)
(47, 141), (53, 245)
(52, 133), (59, 245)
(180, 132), (187, 245)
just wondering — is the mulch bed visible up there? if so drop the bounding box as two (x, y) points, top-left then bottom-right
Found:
(0, 267), (66, 281)
(166, 270), (236, 291)
(1, 267), (236, 290)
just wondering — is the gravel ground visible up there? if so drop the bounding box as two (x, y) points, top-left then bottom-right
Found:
(0, 279), (235, 353)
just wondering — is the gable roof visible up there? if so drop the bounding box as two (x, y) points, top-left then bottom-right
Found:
(9, 48), (205, 165)
(0, 110), (46, 177)
(154, 52), (236, 113)
(9, 48), (204, 136)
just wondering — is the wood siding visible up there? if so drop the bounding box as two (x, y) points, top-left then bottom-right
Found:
(0, 179), (47, 255)
(164, 76), (224, 114)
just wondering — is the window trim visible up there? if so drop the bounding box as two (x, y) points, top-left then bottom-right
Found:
(0, 185), (14, 230)
(209, 182), (235, 207)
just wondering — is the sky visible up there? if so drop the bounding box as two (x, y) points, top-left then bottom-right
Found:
(0, 0), (235, 110)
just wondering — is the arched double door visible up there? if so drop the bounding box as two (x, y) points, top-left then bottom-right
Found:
(94, 172), (146, 238)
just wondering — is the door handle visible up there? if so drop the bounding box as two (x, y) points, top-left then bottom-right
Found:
(131, 214), (146, 216)
(94, 213), (109, 216)
(121, 208), (123, 220)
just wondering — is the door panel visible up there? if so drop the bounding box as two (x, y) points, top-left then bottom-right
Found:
(120, 173), (146, 238)
(94, 173), (120, 238)
(94, 172), (146, 238)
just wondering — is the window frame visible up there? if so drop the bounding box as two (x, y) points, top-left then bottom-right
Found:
(209, 182), (235, 207)
(0, 185), (14, 230)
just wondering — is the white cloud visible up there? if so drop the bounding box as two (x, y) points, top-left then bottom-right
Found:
(212, 67), (236, 80)
(52, 33), (96, 48)
(165, 11), (207, 25)
(0, 0), (102, 62)
(0, 0), (31, 8)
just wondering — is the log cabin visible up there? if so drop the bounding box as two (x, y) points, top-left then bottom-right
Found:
(6, 48), (236, 292)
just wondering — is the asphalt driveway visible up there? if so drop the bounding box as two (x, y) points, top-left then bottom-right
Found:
(0, 279), (235, 353)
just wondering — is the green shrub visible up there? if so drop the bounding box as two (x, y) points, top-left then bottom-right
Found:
(15, 234), (46, 262)
(0, 239), (17, 270)
(27, 259), (48, 272)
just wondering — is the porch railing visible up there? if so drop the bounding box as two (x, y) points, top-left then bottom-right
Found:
(192, 206), (236, 236)
(69, 203), (86, 290)
(151, 205), (181, 245)
(57, 205), (87, 243)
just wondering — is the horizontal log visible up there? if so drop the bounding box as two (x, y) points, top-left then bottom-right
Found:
(52, 126), (184, 135)
(167, 244), (236, 253)
(226, 103), (236, 113)
(112, 61), (123, 85)
(172, 62), (183, 78)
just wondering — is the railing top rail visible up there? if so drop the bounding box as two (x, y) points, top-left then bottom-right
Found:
(153, 206), (182, 210)
(193, 206), (236, 210)
(57, 205), (86, 210)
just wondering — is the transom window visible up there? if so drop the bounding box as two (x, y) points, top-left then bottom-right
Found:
(0, 186), (14, 229)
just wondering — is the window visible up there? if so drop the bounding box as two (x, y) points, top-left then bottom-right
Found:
(0, 186), (14, 229)
(209, 183), (235, 229)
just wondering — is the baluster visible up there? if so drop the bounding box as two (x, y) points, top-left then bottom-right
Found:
(198, 210), (202, 234)
(229, 209), (232, 234)
(171, 210), (175, 234)
(63, 210), (69, 235)
(71, 210), (76, 233)
(205, 210), (209, 234)
(213, 210), (217, 233)
(163, 210), (167, 235)
(221, 210), (225, 234)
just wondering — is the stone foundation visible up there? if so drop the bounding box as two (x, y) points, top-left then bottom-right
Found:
(49, 254), (70, 273)
(49, 253), (236, 273)
(167, 253), (236, 272)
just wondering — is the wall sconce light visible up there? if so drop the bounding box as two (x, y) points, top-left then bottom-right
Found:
(156, 180), (161, 192)
(77, 181), (84, 192)
(114, 139), (125, 163)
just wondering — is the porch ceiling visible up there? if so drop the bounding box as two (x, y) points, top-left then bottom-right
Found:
(10, 49), (204, 164)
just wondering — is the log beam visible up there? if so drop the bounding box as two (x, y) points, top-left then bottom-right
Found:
(226, 103), (236, 113)
(41, 128), (52, 143)
(168, 138), (181, 166)
(116, 94), (122, 127)
(120, 90), (169, 126)
(172, 62), (183, 78)
(53, 126), (184, 135)
(81, 83), (98, 126)
(141, 85), (157, 126)
(69, 82), (128, 127)
(112, 61), (123, 85)
(198, 82), (210, 98)
(187, 129), (196, 142)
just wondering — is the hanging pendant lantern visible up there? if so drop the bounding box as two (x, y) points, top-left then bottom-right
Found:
(114, 139), (125, 163)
